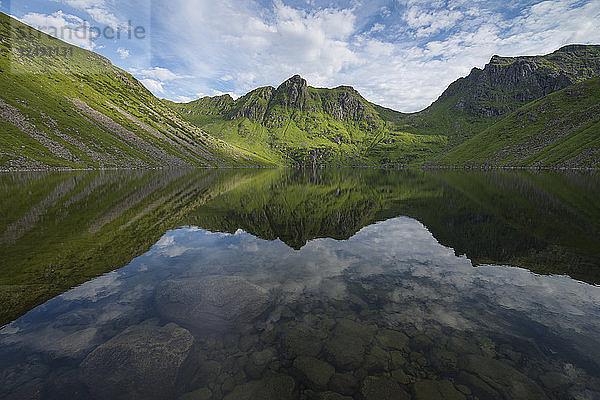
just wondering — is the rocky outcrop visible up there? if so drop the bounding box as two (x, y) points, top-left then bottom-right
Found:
(81, 321), (194, 400)
(228, 87), (275, 122)
(155, 276), (271, 332)
(274, 75), (309, 110)
(435, 44), (600, 117)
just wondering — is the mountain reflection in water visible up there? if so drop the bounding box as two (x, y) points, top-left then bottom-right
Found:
(0, 168), (599, 400)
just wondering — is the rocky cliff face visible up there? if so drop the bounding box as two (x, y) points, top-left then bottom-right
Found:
(436, 44), (600, 117)
(228, 86), (275, 121)
(272, 74), (309, 110)
(191, 75), (381, 126)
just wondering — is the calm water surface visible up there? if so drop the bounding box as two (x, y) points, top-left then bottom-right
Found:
(1, 168), (599, 400)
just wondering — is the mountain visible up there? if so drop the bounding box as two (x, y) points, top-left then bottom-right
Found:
(1, 10), (599, 169)
(173, 45), (600, 167)
(403, 44), (600, 145)
(0, 12), (272, 170)
(436, 77), (600, 167)
(169, 75), (447, 166)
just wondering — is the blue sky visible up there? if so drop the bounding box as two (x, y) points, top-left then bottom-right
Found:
(4, 0), (600, 111)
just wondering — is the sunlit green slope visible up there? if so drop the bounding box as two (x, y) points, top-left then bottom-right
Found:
(169, 75), (447, 166)
(0, 12), (272, 169)
(436, 77), (600, 167)
(172, 46), (600, 167)
(401, 45), (600, 146)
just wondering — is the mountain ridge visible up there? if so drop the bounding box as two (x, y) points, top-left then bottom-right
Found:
(1, 10), (599, 169)
(169, 74), (444, 165)
(403, 44), (600, 144)
(0, 12), (273, 170)
(171, 44), (600, 167)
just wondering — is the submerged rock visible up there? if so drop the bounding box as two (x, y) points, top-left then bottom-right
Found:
(293, 356), (335, 389)
(179, 387), (212, 400)
(281, 328), (324, 358)
(461, 355), (549, 400)
(155, 276), (271, 331)
(413, 379), (466, 400)
(328, 373), (359, 396)
(376, 329), (409, 352)
(323, 318), (376, 370)
(364, 345), (391, 372)
(315, 391), (353, 400)
(81, 321), (194, 400)
(361, 376), (410, 400)
(324, 334), (367, 370)
(223, 373), (296, 400)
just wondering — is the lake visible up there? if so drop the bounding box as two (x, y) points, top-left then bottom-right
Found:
(1, 168), (599, 400)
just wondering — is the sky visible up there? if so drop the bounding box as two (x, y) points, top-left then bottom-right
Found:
(3, 0), (600, 112)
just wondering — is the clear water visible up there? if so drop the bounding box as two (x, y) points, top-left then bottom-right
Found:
(1, 168), (599, 400)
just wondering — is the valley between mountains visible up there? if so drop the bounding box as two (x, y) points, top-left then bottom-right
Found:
(1, 12), (599, 169)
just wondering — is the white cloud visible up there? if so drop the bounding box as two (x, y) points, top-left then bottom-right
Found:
(132, 67), (193, 96)
(173, 95), (195, 103)
(196, 89), (241, 99)
(59, 0), (122, 28)
(140, 67), (187, 81)
(116, 47), (129, 58)
(154, 0), (600, 112)
(140, 78), (164, 93)
(18, 11), (96, 50)
(158, 0), (359, 93)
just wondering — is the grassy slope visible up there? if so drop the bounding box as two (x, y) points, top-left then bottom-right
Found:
(400, 45), (600, 146)
(171, 46), (600, 167)
(171, 85), (447, 166)
(0, 13), (271, 169)
(437, 77), (600, 167)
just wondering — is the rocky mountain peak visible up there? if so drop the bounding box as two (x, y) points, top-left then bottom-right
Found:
(275, 75), (309, 109)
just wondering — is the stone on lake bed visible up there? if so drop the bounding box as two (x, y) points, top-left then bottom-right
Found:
(316, 391), (353, 400)
(155, 276), (271, 331)
(328, 372), (359, 396)
(251, 347), (277, 366)
(324, 333), (367, 370)
(361, 376), (410, 400)
(81, 321), (194, 400)
(323, 318), (376, 370)
(178, 387), (212, 400)
(376, 329), (409, 352)
(281, 328), (324, 358)
(293, 356), (335, 389)
(223, 373), (296, 400)
(333, 318), (377, 342)
(461, 354), (549, 400)
(413, 379), (466, 400)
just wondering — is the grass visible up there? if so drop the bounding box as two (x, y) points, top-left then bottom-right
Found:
(0, 12), (272, 169)
(171, 84), (447, 166)
(437, 77), (600, 167)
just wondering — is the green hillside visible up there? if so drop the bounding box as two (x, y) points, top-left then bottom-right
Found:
(172, 46), (600, 167)
(402, 44), (600, 145)
(437, 77), (600, 167)
(0, 12), (272, 169)
(1, 10), (599, 169)
(170, 75), (447, 166)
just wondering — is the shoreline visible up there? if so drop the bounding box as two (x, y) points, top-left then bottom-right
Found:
(1, 165), (599, 173)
